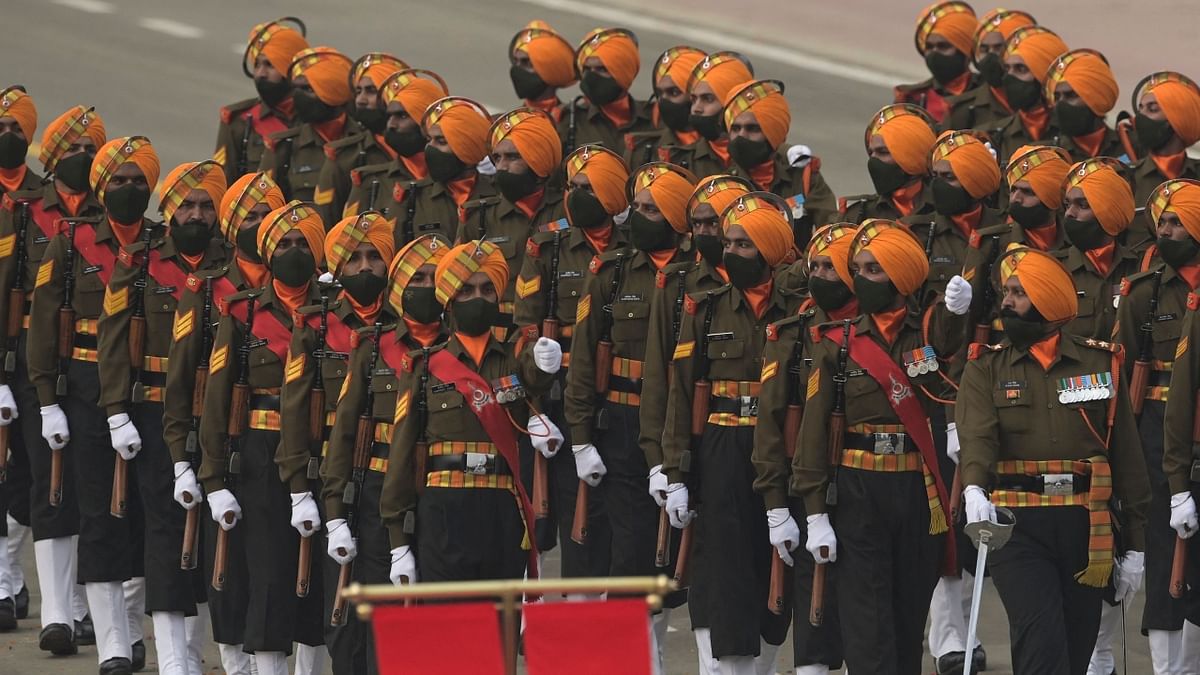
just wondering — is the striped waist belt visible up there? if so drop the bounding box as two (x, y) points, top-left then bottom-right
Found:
(706, 380), (761, 427)
(997, 472), (1091, 495)
(247, 389), (283, 431)
(605, 356), (644, 405)
(1143, 360), (1173, 402)
(427, 453), (512, 476)
(845, 431), (910, 455)
(425, 441), (513, 489)
(70, 319), (99, 362)
(367, 422), (394, 473)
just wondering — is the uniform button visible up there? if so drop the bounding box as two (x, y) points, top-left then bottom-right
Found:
(720, 351), (727, 357)
(1047, 403), (1053, 409)
(627, 312), (634, 318)
(441, 403), (448, 409)
(570, 291), (577, 297)
(161, 304), (169, 310)
(386, 384), (392, 390)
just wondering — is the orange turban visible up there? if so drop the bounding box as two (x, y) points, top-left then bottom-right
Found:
(806, 223), (857, 288)
(1044, 49), (1118, 116)
(0, 87), (36, 141)
(851, 219), (929, 296)
(629, 163), (697, 233)
(245, 19), (309, 75)
(688, 52), (754, 101)
(688, 175), (753, 224)
(423, 97), (491, 166)
(382, 69), (450, 124)
(866, 104), (937, 176)
(566, 145), (629, 215)
(1005, 26), (1068, 84)
(259, 200), (326, 264)
(1143, 74), (1200, 147)
(1148, 179), (1200, 243)
(915, 1), (977, 56)
(656, 46), (706, 92)
(1006, 145), (1072, 209)
(723, 80), (790, 150)
(160, 161), (227, 225)
(324, 212), (396, 277)
(388, 234), (450, 316)
(352, 53), (408, 90)
(435, 240), (508, 306)
(998, 247), (1076, 322)
(576, 28), (640, 91)
(512, 21), (578, 88)
(289, 47), (353, 106)
(220, 171), (285, 241)
(1064, 158), (1134, 235)
(90, 136), (160, 202)
(721, 192), (797, 267)
(974, 8), (1036, 54)
(39, 106), (106, 172)
(489, 108), (562, 179)
(930, 130), (1001, 199)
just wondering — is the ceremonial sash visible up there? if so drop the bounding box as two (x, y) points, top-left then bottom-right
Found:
(248, 105), (289, 141)
(220, 296), (295, 362)
(29, 199), (69, 240)
(302, 309), (355, 356)
(72, 222), (119, 287)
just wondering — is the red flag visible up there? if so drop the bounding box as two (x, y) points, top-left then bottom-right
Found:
(372, 602), (506, 675)
(523, 599), (653, 675)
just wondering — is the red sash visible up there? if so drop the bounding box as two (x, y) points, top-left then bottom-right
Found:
(248, 105), (289, 141)
(427, 348), (539, 578)
(378, 332), (409, 373)
(840, 325), (957, 575)
(72, 222), (119, 287)
(302, 309), (354, 356)
(219, 295), (295, 362)
(28, 199), (67, 240)
(119, 247), (194, 302)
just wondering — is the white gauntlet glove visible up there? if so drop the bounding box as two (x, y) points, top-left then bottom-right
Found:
(572, 443), (607, 486)
(528, 414), (563, 458)
(1170, 492), (1198, 539)
(389, 546), (417, 585)
(1113, 551), (1144, 604)
(207, 489), (241, 530)
(964, 485), (996, 524)
(946, 422), (960, 465)
(665, 483), (694, 528)
(943, 275), (973, 315)
(648, 465), (668, 507)
(533, 337), (562, 374)
(767, 508), (801, 566)
(805, 513), (837, 563)
(107, 413), (141, 460)
(289, 492), (321, 538)
(172, 461), (201, 509)
(326, 519), (357, 564)
(40, 404), (70, 450)
(0, 384), (18, 425)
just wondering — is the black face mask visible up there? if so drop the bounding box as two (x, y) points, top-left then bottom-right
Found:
(1000, 307), (1047, 350)
(867, 156), (912, 196)
(977, 52), (1005, 87)
(1003, 74), (1043, 111)
(693, 233), (724, 268)
(658, 98), (692, 132)
(1157, 235), (1200, 270)
(853, 275), (899, 315)
(566, 189), (609, 230)
(1135, 113), (1175, 153)
(510, 65), (548, 101)
(630, 211), (675, 252)
(580, 71), (625, 106)
(352, 106), (388, 135)
(924, 50), (968, 85)
(402, 285), (442, 324)
(425, 145), (468, 184)
(105, 185), (151, 225)
(451, 297), (500, 337)
(384, 127), (426, 158)
(1009, 200), (1053, 230)
(1055, 101), (1099, 137)
(729, 136), (774, 170)
(1063, 217), (1109, 251)
(724, 251), (769, 290)
(932, 177), (974, 216)
(55, 152), (93, 192)
(689, 113), (724, 141)
(171, 219), (213, 256)
(254, 77), (292, 107)
(340, 270), (387, 305)
(236, 226), (263, 263)
(293, 90), (340, 124)
(809, 275), (853, 312)
(495, 168), (541, 204)
(270, 247), (316, 287)
(0, 133), (28, 170)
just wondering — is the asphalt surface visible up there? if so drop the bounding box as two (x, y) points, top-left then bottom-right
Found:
(2, 0), (1167, 672)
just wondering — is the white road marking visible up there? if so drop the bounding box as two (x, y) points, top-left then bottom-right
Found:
(516, 0), (908, 88)
(51, 0), (115, 13)
(138, 18), (205, 40)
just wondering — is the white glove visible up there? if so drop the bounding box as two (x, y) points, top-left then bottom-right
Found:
(572, 443), (607, 487)
(389, 545), (417, 585)
(476, 155), (496, 176)
(946, 422), (960, 465)
(326, 519), (357, 565)
(964, 485), (996, 524)
(767, 508), (801, 567)
(0, 384), (18, 426)
(805, 513), (837, 563)
(648, 465), (668, 507)
(318, 271), (335, 284)
(1170, 492), (1198, 539)
(943, 275), (973, 315)
(527, 414), (563, 458)
(107, 413), (141, 460)
(665, 483), (694, 529)
(1113, 550), (1145, 604)
(289, 492), (321, 538)
(172, 462), (201, 510)
(40, 404), (70, 450)
(207, 489), (241, 530)
(533, 336), (562, 374)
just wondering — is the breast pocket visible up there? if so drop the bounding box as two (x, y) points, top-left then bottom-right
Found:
(992, 389), (1033, 433)
(488, 236), (521, 266)
(844, 372), (881, 400)
(73, 272), (106, 314)
(706, 337), (744, 361)
(428, 389), (467, 430)
(611, 301), (650, 343)
(1152, 316), (1182, 345)
(371, 374), (398, 421)
(1075, 293), (1096, 318)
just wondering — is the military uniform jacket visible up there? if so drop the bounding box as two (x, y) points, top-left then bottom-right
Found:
(729, 152), (838, 240)
(556, 95), (656, 156)
(1114, 262), (1191, 403)
(380, 333), (554, 547)
(962, 220), (1070, 338)
(341, 157), (424, 225)
(1126, 155), (1200, 253)
(956, 333), (1150, 550)
(840, 184), (934, 225)
(214, 97), (296, 183)
(902, 206), (1005, 306)
(1061, 243), (1141, 340)
(942, 84), (1012, 133)
(894, 74), (981, 123)
(0, 167), (43, 198)
(374, 173), (495, 250)
(313, 129), (394, 226)
(1161, 295), (1200, 495)
(457, 189), (566, 305)
(260, 117), (365, 203)
(981, 115), (1128, 176)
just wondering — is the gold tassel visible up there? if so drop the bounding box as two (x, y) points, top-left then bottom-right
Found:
(1074, 561), (1113, 588)
(928, 501), (948, 535)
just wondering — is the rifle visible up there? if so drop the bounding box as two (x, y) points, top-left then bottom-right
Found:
(768, 551), (786, 615)
(112, 225), (154, 519)
(811, 318), (851, 627)
(674, 291), (716, 587)
(655, 267), (691, 564)
(402, 181), (419, 246)
(181, 277), (214, 570)
(276, 138), (295, 201)
(298, 295), (331, 599)
(50, 219), (81, 507)
(5, 201), (29, 375)
(366, 179), (380, 211)
(973, 234), (1001, 344)
(212, 295), (257, 591)
(769, 326), (810, 613)
(1175, 396), (1200, 599)
(543, 230), (563, 398)
(1130, 269), (1163, 417)
(236, 114), (252, 177)
(331, 320), (384, 626)
(414, 347), (431, 494)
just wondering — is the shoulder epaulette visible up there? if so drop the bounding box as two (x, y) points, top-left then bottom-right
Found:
(217, 288), (261, 316)
(655, 270), (667, 288)
(967, 342), (1004, 361)
(219, 98), (258, 125)
(1072, 335), (1119, 353)
(766, 313), (806, 342)
(588, 254), (603, 274)
(1189, 292), (1200, 311)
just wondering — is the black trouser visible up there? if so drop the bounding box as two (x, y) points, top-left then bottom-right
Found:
(833, 466), (943, 675)
(416, 486), (527, 582)
(989, 506), (1104, 675)
(596, 401), (657, 577)
(203, 501), (248, 646)
(546, 377), (611, 578)
(788, 497), (844, 669)
(0, 338), (34, 535)
(13, 336), (76, 540)
(1139, 400), (1195, 632)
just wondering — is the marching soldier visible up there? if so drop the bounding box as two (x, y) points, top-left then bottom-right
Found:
(214, 18), (309, 183)
(0, 87), (41, 195)
(508, 21), (577, 123)
(198, 202), (327, 675)
(841, 104), (936, 224)
(1042, 49), (1129, 163)
(379, 241), (562, 585)
(893, 2), (980, 124)
(559, 28), (655, 155)
(958, 247), (1149, 674)
(978, 26), (1070, 170)
(942, 9), (1037, 132)
(677, 52), (755, 180)
(622, 46), (706, 171)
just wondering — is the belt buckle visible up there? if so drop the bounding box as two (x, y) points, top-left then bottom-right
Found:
(740, 396), (758, 417)
(1190, 459), (1200, 483)
(874, 433), (900, 455)
(464, 452), (490, 475)
(1043, 473), (1074, 496)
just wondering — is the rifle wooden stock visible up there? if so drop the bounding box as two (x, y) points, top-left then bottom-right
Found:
(331, 563), (353, 626)
(110, 455), (127, 518)
(691, 380), (711, 437)
(6, 287), (24, 367)
(0, 425), (7, 482)
(1129, 359), (1151, 417)
(541, 318), (559, 342)
(297, 532), (312, 597)
(180, 507), (198, 570)
(49, 447), (63, 506)
(228, 382), (249, 437)
(414, 440), (428, 495)
(655, 507), (670, 568)
(211, 514), (234, 591)
(128, 315), (146, 366)
(673, 521), (693, 586)
(827, 412), (845, 466)
(949, 466), (963, 523)
(533, 452), (549, 519)
(1170, 536), (1187, 599)
(810, 552), (828, 627)
(973, 322), (991, 346)
(784, 403), (802, 458)
(571, 481), (588, 544)
(768, 550), (785, 615)
(192, 368), (208, 417)
(308, 389), (325, 446)
(56, 306), (74, 396)
(594, 340), (613, 394)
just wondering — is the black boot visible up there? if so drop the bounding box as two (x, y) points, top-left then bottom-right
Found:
(973, 645), (987, 671)
(131, 639), (145, 671)
(14, 585), (28, 619)
(39, 622), (78, 655)
(99, 656), (133, 675)
(75, 613), (96, 645)
(0, 597), (16, 631)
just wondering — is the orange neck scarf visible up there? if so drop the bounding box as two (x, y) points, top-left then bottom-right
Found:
(1072, 125), (1108, 159)
(599, 94), (633, 129)
(1018, 105), (1050, 141)
(1024, 221), (1058, 251)
(740, 278), (774, 320)
(950, 204), (983, 240)
(313, 114), (348, 145)
(1029, 332), (1061, 371)
(748, 159), (775, 191)
(109, 218), (142, 248)
(273, 96), (296, 120)
(649, 249), (676, 271)
(942, 70), (972, 97)
(829, 297), (859, 320)
(273, 279), (310, 316)
(181, 252), (206, 271)
(890, 180), (924, 217)
(1151, 150), (1187, 180)
(455, 331), (490, 368)
(526, 95), (562, 119)
(1084, 240), (1116, 278)
(582, 223), (613, 254)
(343, 290), (383, 325)
(400, 152), (428, 180)
(990, 85), (1013, 114)
(0, 166), (26, 194)
(404, 318), (441, 347)
(871, 303), (908, 345)
(57, 188), (87, 217)
(710, 138), (731, 167)
(447, 174), (476, 208)
(515, 187), (546, 219)
(1177, 263), (1200, 291)
(675, 129), (701, 146)
(237, 255), (270, 289)
(375, 133), (399, 160)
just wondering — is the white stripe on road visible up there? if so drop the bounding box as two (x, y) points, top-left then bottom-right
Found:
(138, 18), (205, 40)
(51, 0), (114, 13)
(516, 0), (909, 89)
